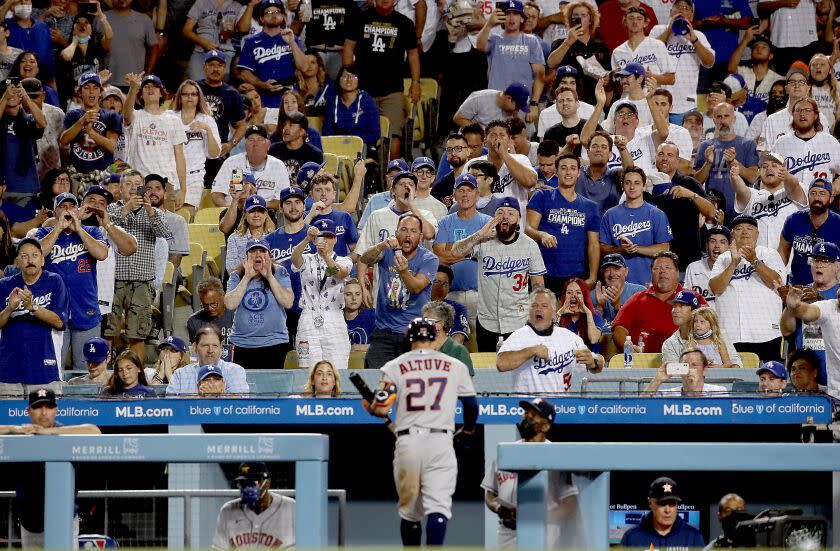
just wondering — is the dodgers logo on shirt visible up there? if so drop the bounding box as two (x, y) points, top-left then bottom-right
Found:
(785, 151), (832, 176)
(612, 220), (652, 240)
(482, 255), (529, 277)
(751, 196), (791, 219)
(253, 43), (293, 64)
(731, 264), (755, 281)
(242, 288), (268, 311)
(533, 348), (576, 375)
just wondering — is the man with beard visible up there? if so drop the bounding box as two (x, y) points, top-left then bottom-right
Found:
(144, 174), (190, 268)
(34, 192), (108, 372)
(698, 81), (749, 139)
(760, 67), (830, 149)
(779, 178), (840, 285)
(432, 134), (473, 209)
(591, 253), (645, 331)
(359, 214), (438, 370)
(731, 153), (805, 250)
(497, 287), (602, 393)
(684, 226), (730, 305)
(60, 72), (122, 176)
(601, 63), (653, 132)
(238, 0), (307, 108)
(710, 214), (786, 361)
(780, 242), (840, 382)
(225, 237), (294, 369)
(525, 153), (600, 292)
(187, 276), (235, 355)
(198, 50), (247, 181)
(268, 112), (324, 183)
(693, 102), (759, 218)
(451, 197), (546, 352)
(772, 97), (840, 192)
(575, 130), (624, 216)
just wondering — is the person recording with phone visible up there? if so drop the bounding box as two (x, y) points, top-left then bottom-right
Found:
(644, 348), (727, 396)
(0, 76), (45, 207)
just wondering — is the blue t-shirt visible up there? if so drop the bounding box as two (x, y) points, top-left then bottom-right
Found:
(310, 210), (359, 257)
(560, 310), (604, 351)
(0, 199), (30, 226)
(794, 283), (837, 385)
(237, 32), (304, 108)
(536, 170), (558, 190)
(7, 19), (53, 77)
(266, 225), (312, 313)
(63, 108), (123, 173)
(528, 189), (600, 279)
(0, 271), (69, 384)
(375, 247), (439, 333)
(347, 307), (376, 345)
(620, 514), (705, 549)
(599, 202), (672, 286)
(781, 210), (840, 285)
(693, 136), (759, 216)
(575, 165), (622, 217)
(447, 298), (469, 340)
(1, 111), (42, 194)
(486, 33), (545, 92)
(692, 0), (751, 62)
(35, 225), (107, 331)
(117, 385), (157, 398)
(590, 281), (646, 329)
(434, 210), (491, 291)
(227, 265), (292, 347)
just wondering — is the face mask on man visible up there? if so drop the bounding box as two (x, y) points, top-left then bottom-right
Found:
(516, 416), (538, 440)
(13, 4), (32, 19)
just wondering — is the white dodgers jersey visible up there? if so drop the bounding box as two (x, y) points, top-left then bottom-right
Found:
(212, 493), (295, 550)
(499, 325), (588, 394)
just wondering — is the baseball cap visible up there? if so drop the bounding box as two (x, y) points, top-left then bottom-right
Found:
(682, 110), (703, 124)
(279, 186), (306, 204)
(260, 0), (285, 11)
(28, 388), (57, 408)
(296, 161), (326, 188)
(503, 82), (530, 113)
(16, 237), (41, 257)
(749, 33), (771, 49)
(245, 124), (269, 140)
(197, 364), (225, 382)
(391, 170), (418, 186)
(723, 73), (747, 101)
(671, 289), (700, 309)
(78, 72), (101, 88)
(84, 185), (114, 204)
(759, 151), (784, 166)
(613, 101), (639, 116)
(555, 65), (578, 80)
(708, 81), (732, 98)
(519, 398), (556, 423)
(204, 49), (226, 64)
(144, 173), (167, 186)
(286, 111), (309, 128)
(706, 225), (731, 242)
(649, 477), (681, 502)
(787, 63), (809, 80)
(101, 86), (125, 103)
(454, 173), (478, 189)
(387, 159), (410, 174)
(496, 196), (520, 212)
(314, 218), (337, 236)
(54, 192), (78, 210)
(501, 0), (524, 14)
(244, 194), (268, 212)
(808, 241), (840, 262)
(672, 0), (693, 6)
(625, 5), (646, 17)
(157, 335), (188, 353)
(242, 173), (256, 186)
(234, 462), (270, 482)
(411, 156), (436, 172)
(245, 237), (270, 252)
(616, 62), (645, 78)
(141, 74), (164, 89)
(757, 360), (788, 380)
(809, 177), (832, 194)
(730, 214), (758, 229)
(600, 253), (626, 269)
(21, 78), (41, 99)
(83, 337), (110, 363)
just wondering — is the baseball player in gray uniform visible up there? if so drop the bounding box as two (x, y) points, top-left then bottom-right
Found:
(212, 462), (295, 550)
(366, 317), (479, 546)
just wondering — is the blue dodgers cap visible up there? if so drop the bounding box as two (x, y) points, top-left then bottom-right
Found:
(671, 289), (700, 309)
(706, 225), (731, 242)
(242, 172), (256, 185)
(260, 0), (285, 10)
(244, 194), (268, 212)
(613, 101), (639, 116)
(454, 173), (478, 188)
(495, 196), (520, 212)
(391, 170), (418, 185)
(15, 237), (40, 257)
(519, 397), (556, 423)
(296, 161), (326, 187)
(501, 0), (524, 14)
(83, 337), (110, 363)
(730, 214), (758, 229)
(808, 241), (840, 262)
(141, 74), (164, 89)
(204, 49), (226, 63)
(600, 253), (626, 269)
(197, 364), (225, 382)
(78, 71), (101, 87)
(411, 156), (436, 172)
(757, 360), (788, 380)
(279, 186), (306, 204)
(245, 237), (270, 252)
(157, 335), (187, 353)
(809, 177), (832, 195)
(616, 62), (645, 78)
(54, 192), (78, 210)
(387, 159), (410, 173)
(503, 82), (530, 113)
(555, 65), (578, 79)
(314, 218), (337, 236)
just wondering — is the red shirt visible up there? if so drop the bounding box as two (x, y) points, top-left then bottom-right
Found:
(612, 284), (707, 353)
(597, 1), (658, 53)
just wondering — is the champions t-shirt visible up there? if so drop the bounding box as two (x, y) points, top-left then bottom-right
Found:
(306, 0), (358, 48)
(346, 8), (417, 97)
(527, 189), (599, 279)
(63, 108), (123, 173)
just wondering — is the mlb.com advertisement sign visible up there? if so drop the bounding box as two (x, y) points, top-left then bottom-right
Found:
(0, 396), (831, 426)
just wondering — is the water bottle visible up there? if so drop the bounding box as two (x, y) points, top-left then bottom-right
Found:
(623, 336), (633, 369)
(638, 332), (648, 354)
(496, 336), (505, 353)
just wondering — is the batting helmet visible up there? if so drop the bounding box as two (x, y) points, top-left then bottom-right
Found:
(405, 317), (437, 343)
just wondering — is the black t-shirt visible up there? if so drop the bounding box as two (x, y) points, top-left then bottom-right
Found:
(306, 0), (359, 48)
(198, 80), (246, 143)
(549, 37), (610, 105)
(543, 119), (599, 157)
(268, 142), (325, 183)
(645, 174), (706, 267)
(346, 7), (417, 97)
(187, 308), (235, 344)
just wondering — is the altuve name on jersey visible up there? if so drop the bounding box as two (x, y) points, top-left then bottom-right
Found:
(399, 357), (452, 375)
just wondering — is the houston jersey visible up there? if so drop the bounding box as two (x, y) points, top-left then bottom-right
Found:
(381, 348), (475, 432)
(212, 493), (295, 550)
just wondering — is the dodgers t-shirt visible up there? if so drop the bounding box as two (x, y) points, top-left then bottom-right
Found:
(599, 202), (672, 286)
(237, 32), (305, 107)
(346, 9), (417, 97)
(528, 189), (599, 279)
(227, 265), (292, 347)
(266, 225), (313, 313)
(310, 210), (359, 257)
(375, 247), (439, 332)
(781, 210), (840, 285)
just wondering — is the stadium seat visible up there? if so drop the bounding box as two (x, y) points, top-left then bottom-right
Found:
(198, 188), (216, 209)
(402, 77), (440, 157)
(193, 206), (225, 225)
(348, 350), (366, 369)
(378, 116), (390, 188)
(470, 352), (497, 369)
(284, 350), (300, 369)
(188, 224), (226, 278)
(159, 261), (176, 336)
(182, 242), (207, 311)
(739, 352), (760, 369)
(321, 136), (365, 161)
(175, 207), (192, 223)
(607, 352), (662, 369)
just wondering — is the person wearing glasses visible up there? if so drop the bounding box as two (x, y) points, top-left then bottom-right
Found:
(411, 156), (448, 221)
(321, 64), (380, 148)
(431, 133), (474, 209)
(760, 67), (831, 149)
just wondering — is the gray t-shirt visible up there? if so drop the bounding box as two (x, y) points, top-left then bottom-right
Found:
(185, 0), (242, 54)
(162, 210), (190, 255)
(0, 47), (21, 81)
(104, 10), (158, 86)
(456, 89), (511, 128)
